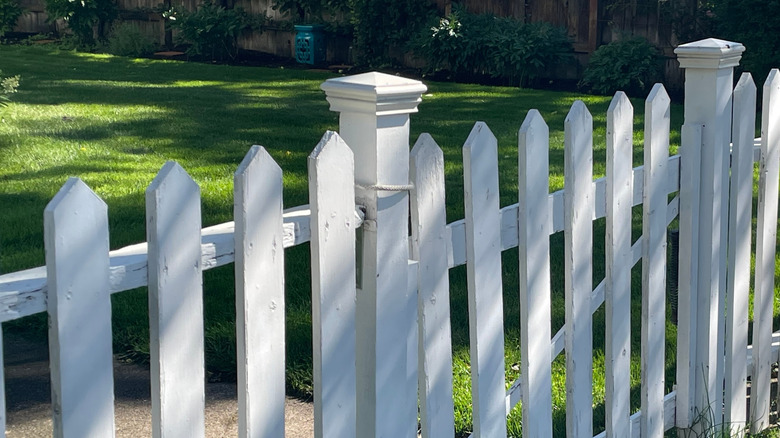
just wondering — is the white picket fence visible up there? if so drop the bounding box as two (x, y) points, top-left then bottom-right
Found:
(0, 37), (778, 438)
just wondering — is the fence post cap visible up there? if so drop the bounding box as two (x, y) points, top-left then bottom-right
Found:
(321, 71), (427, 116)
(675, 38), (745, 69)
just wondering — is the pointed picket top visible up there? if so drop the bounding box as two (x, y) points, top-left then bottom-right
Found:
(309, 131), (353, 165)
(644, 84), (671, 166)
(607, 92), (633, 131)
(44, 177), (115, 438)
(565, 101), (593, 139)
(645, 84), (671, 124)
(464, 122), (498, 159)
(764, 69), (780, 103)
(411, 133), (443, 166)
(519, 109), (548, 151)
(147, 160), (200, 203)
(236, 145), (283, 184)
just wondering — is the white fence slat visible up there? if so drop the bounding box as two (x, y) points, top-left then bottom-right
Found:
(406, 259), (419, 436)
(410, 133), (455, 438)
(146, 162), (205, 438)
(463, 122), (507, 438)
(517, 110), (553, 438)
(0, 326), (5, 436)
(563, 101), (594, 438)
(751, 69), (780, 434)
(605, 92), (633, 438)
(234, 145), (286, 438)
(675, 124), (702, 429)
(725, 73), (756, 432)
(44, 178), (115, 438)
(308, 131), (357, 438)
(640, 84), (670, 438)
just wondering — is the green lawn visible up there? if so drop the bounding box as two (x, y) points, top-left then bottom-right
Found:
(3, 44), (773, 437)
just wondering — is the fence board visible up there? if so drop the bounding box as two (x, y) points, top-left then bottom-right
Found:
(725, 73), (756, 432)
(675, 123), (702, 429)
(234, 146), (286, 438)
(410, 133), (455, 438)
(563, 101), (594, 437)
(463, 122), (507, 438)
(605, 92), (633, 438)
(752, 69), (780, 434)
(44, 178), (115, 437)
(517, 110), (553, 438)
(146, 162), (205, 438)
(308, 131), (357, 438)
(641, 84), (670, 438)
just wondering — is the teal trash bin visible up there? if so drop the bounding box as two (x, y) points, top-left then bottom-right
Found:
(294, 25), (326, 65)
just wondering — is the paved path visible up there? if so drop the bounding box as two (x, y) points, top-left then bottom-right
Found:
(3, 333), (314, 437)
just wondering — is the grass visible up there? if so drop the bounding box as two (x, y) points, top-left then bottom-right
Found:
(0, 44), (775, 437)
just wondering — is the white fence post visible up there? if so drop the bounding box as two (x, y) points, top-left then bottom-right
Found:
(321, 72), (427, 437)
(234, 145), (286, 438)
(146, 162), (205, 438)
(44, 178), (115, 438)
(674, 38), (744, 429)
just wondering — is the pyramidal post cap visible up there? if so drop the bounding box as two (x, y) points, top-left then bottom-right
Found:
(321, 71), (428, 116)
(675, 38), (745, 70)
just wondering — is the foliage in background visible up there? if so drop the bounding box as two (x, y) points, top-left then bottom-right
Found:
(579, 37), (662, 97)
(43, 0), (116, 47)
(0, 69), (19, 108)
(710, 0), (780, 86)
(349, 0), (437, 66)
(0, 0), (23, 38)
(272, 0), (349, 24)
(166, 2), (261, 62)
(105, 22), (158, 58)
(413, 7), (572, 87)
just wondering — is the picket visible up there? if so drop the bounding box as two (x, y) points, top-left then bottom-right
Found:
(640, 84), (670, 438)
(146, 162), (205, 438)
(463, 122), (507, 438)
(751, 68), (780, 434)
(44, 178), (115, 438)
(517, 110), (553, 438)
(674, 123), (702, 429)
(308, 131), (358, 438)
(410, 133), (455, 438)
(563, 101), (594, 437)
(234, 145), (286, 438)
(604, 92), (633, 438)
(725, 73), (756, 432)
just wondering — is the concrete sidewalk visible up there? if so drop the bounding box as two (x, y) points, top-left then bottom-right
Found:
(3, 332), (314, 437)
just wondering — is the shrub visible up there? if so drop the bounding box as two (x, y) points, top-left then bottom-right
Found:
(44, 0), (116, 47)
(0, 0), (23, 38)
(414, 7), (572, 87)
(106, 22), (157, 58)
(167, 2), (258, 62)
(579, 37), (662, 97)
(0, 70), (19, 108)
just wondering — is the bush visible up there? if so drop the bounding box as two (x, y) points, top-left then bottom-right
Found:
(413, 7), (572, 87)
(167, 2), (259, 62)
(106, 22), (157, 58)
(44, 0), (116, 47)
(579, 37), (662, 97)
(0, 0), (23, 38)
(0, 69), (19, 108)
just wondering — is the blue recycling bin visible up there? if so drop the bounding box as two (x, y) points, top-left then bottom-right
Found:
(294, 25), (326, 65)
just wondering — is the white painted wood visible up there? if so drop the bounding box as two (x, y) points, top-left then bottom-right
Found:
(640, 84), (670, 438)
(563, 101), (594, 438)
(604, 92), (633, 438)
(44, 177), (115, 438)
(675, 124), (702, 429)
(593, 391), (678, 438)
(410, 133), (455, 438)
(146, 161), (205, 438)
(463, 122), (506, 438)
(751, 69), (780, 434)
(322, 72), (425, 438)
(517, 110), (552, 438)
(234, 145), (286, 438)
(725, 73), (756, 434)
(406, 259), (419, 438)
(308, 131), (357, 438)
(676, 39), (744, 429)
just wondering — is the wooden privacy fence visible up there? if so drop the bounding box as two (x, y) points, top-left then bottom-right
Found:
(0, 37), (779, 437)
